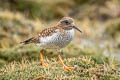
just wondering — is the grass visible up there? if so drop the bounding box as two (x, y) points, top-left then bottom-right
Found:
(0, 43), (102, 67)
(0, 42), (119, 79)
(0, 56), (120, 80)
(0, 44), (120, 80)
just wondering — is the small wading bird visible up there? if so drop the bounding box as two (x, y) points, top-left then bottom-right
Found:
(21, 17), (82, 71)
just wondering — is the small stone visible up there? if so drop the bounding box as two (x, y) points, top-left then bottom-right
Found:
(74, 65), (79, 69)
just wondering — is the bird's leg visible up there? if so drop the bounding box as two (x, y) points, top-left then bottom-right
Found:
(58, 51), (74, 71)
(40, 50), (47, 68)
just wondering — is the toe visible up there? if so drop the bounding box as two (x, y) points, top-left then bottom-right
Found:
(42, 64), (48, 68)
(64, 66), (75, 71)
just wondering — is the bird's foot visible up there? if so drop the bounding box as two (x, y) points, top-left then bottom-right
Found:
(42, 63), (48, 68)
(63, 66), (75, 71)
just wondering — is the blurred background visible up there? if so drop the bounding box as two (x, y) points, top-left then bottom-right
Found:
(0, 0), (120, 67)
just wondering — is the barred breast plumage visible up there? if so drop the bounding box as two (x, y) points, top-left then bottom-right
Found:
(36, 29), (74, 49)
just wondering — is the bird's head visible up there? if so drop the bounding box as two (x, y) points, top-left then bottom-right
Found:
(58, 17), (82, 33)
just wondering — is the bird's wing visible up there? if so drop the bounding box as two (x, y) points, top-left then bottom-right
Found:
(20, 27), (58, 44)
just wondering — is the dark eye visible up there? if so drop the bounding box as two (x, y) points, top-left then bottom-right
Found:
(64, 20), (69, 25)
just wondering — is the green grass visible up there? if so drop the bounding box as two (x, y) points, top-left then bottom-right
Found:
(0, 44), (120, 80)
(0, 56), (120, 80)
(0, 43), (97, 66)
(0, 43), (119, 80)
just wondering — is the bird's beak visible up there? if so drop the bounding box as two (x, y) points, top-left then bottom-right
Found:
(73, 26), (82, 33)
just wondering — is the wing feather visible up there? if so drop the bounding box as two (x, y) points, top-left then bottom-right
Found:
(20, 27), (57, 44)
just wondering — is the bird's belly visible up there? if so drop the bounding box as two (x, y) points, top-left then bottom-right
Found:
(36, 29), (74, 49)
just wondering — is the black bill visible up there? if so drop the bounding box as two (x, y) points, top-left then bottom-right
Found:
(73, 26), (82, 33)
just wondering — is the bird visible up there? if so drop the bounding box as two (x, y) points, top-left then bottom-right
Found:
(21, 17), (82, 71)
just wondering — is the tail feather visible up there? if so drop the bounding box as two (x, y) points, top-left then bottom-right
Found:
(20, 37), (34, 45)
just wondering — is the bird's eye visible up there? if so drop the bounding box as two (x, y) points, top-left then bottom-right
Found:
(64, 20), (69, 25)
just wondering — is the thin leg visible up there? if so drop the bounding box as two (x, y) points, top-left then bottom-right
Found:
(58, 51), (74, 71)
(40, 50), (47, 68)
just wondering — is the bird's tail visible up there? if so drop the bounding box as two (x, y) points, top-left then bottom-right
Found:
(20, 37), (34, 45)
